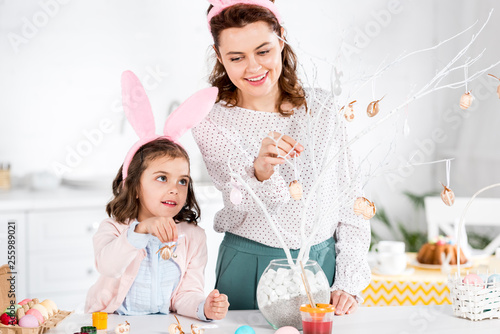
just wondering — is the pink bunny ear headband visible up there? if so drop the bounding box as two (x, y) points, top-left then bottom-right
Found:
(121, 70), (218, 181)
(207, 0), (282, 31)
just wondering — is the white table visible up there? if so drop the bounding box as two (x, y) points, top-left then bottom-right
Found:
(48, 305), (499, 334)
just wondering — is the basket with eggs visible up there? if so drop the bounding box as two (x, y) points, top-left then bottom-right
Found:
(0, 265), (71, 334)
(447, 183), (500, 321)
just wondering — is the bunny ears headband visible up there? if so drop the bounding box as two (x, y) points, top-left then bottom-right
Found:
(207, 0), (282, 31)
(121, 70), (218, 180)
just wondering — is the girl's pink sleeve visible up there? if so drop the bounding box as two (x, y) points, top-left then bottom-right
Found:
(170, 228), (208, 319)
(93, 219), (144, 278)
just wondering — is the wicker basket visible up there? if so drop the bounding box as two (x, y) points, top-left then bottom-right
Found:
(448, 183), (500, 321)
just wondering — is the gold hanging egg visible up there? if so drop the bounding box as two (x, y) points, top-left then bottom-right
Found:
(459, 91), (473, 110)
(342, 100), (356, 122)
(289, 180), (303, 200)
(440, 183), (455, 206)
(366, 96), (384, 117)
(497, 85), (500, 99)
(353, 197), (376, 220)
(157, 245), (175, 260)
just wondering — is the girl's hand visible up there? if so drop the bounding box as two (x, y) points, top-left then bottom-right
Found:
(204, 289), (229, 320)
(134, 217), (178, 243)
(330, 290), (358, 315)
(254, 131), (304, 181)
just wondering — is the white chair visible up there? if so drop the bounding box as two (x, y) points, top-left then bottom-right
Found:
(424, 196), (500, 258)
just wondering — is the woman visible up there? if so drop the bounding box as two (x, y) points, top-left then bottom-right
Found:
(192, 0), (370, 315)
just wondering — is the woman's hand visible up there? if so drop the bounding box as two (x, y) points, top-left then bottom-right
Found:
(330, 290), (358, 315)
(204, 289), (230, 320)
(134, 217), (178, 243)
(254, 131), (304, 181)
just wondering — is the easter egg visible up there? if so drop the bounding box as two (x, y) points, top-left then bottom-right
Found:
(487, 274), (500, 286)
(18, 299), (32, 306)
(19, 314), (39, 328)
(4, 304), (21, 315)
(0, 312), (17, 325)
(40, 299), (58, 316)
(275, 326), (300, 334)
(463, 273), (483, 285)
(235, 325), (256, 334)
(31, 304), (49, 320)
(26, 309), (44, 325)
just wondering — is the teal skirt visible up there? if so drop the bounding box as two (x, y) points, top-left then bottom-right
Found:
(214, 233), (336, 310)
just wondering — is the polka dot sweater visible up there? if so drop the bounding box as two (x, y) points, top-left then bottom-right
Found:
(192, 88), (371, 296)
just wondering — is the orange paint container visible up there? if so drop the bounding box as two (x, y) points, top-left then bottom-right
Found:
(92, 312), (107, 330)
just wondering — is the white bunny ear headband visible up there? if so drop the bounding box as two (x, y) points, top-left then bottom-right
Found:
(206, 0), (282, 31)
(121, 70), (218, 180)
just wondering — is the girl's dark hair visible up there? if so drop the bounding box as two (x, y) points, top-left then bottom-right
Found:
(208, 2), (307, 116)
(106, 138), (200, 225)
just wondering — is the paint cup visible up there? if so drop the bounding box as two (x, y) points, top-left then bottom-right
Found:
(300, 303), (335, 334)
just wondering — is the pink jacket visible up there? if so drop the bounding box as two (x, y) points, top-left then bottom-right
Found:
(85, 218), (207, 319)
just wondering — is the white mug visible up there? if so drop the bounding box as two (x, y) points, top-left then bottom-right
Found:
(377, 252), (407, 275)
(373, 241), (405, 254)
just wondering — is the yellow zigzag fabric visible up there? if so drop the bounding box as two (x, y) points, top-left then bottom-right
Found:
(362, 280), (452, 306)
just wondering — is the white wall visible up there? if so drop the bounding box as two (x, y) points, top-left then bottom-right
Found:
(1, 0), (499, 238)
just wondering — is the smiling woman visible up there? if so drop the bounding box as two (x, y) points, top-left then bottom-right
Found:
(192, 0), (371, 314)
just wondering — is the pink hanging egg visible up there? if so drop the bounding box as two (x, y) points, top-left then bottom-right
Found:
(440, 184), (455, 206)
(459, 92), (473, 110)
(230, 185), (243, 205)
(289, 180), (303, 200)
(353, 197), (376, 220)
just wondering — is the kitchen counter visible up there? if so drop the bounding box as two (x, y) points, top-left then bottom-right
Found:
(49, 305), (499, 334)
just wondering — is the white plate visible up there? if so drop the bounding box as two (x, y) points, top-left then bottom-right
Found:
(372, 267), (415, 276)
(409, 259), (473, 270)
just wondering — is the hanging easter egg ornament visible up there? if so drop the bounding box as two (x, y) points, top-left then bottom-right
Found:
(341, 100), (356, 122)
(459, 91), (473, 109)
(440, 183), (455, 206)
(488, 74), (500, 99)
(353, 197), (376, 220)
(157, 244), (175, 260)
(289, 180), (303, 200)
(367, 96), (385, 117)
(230, 179), (243, 205)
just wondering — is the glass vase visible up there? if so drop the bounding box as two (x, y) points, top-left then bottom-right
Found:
(256, 259), (331, 330)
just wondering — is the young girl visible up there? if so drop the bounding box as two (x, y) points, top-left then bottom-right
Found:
(192, 0), (371, 314)
(85, 71), (229, 320)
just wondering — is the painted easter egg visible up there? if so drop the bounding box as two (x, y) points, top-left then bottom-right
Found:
(487, 274), (500, 287)
(235, 325), (256, 334)
(353, 197), (376, 220)
(463, 273), (483, 285)
(26, 309), (44, 325)
(440, 184), (455, 206)
(230, 185), (243, 205)
(0, 312), (17, 325)
(31, 304), (49, 320)
(40, 299), (57, 317)
(19, 314), (39, 328)
(275, 326), (300, 334)
(459, 92), (473, 109)
(289, 180), (303, 200)
(18, 299), (32, 306)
